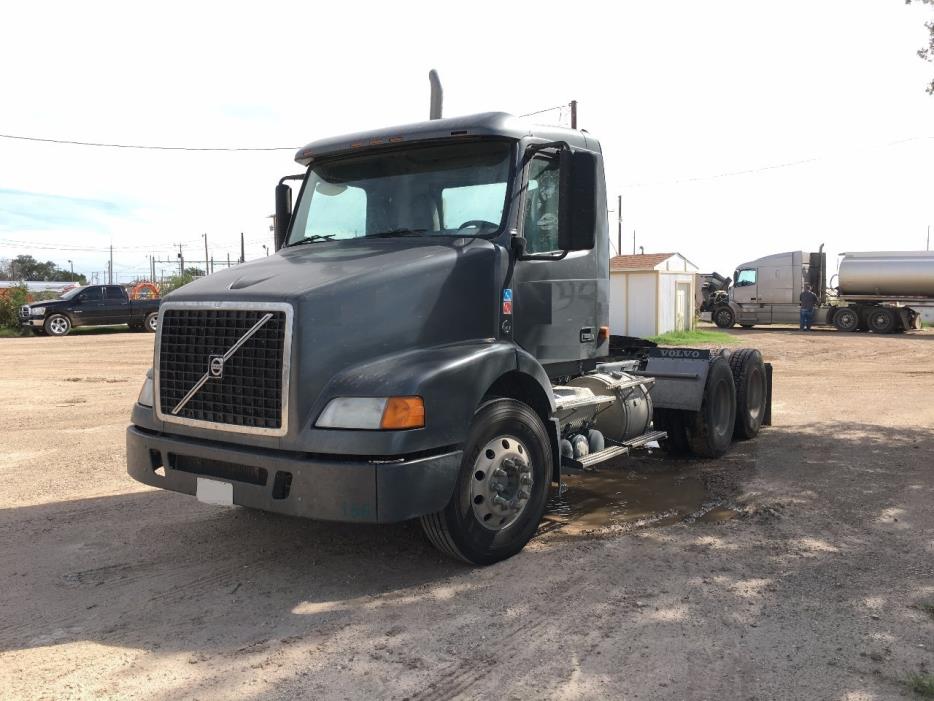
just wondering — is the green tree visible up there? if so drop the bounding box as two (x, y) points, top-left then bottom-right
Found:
(0, 255), (86, 284)
(907, 0), (934, 94)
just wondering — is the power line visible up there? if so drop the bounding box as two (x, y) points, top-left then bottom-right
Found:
(0, 133), (299, 152)
(518, 105), (568, 118)
(621, 135), (934, 189)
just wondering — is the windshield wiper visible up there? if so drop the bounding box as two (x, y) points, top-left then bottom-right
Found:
(287, 234), (337, 247)
(365, 228), (428, 238)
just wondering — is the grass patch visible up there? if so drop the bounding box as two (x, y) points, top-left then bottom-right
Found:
(0, 327), (30, 338)
(647, 329), (738, 346)
(905, 673), (934, 697)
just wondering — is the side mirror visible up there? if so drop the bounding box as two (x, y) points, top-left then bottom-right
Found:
(557, 150), (597, 251)
(274, 183), (293, 251)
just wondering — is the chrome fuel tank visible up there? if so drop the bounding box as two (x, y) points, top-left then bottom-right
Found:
(838, 251), (934, 297)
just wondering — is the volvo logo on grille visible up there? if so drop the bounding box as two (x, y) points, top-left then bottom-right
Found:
(170, 312), (274, 416)
(209, 355), (225, 378)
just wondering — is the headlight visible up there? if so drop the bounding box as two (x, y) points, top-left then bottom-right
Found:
(31, 307), (46, 316)
(137, 368), (154, 407)
(315, 396), (425, 430)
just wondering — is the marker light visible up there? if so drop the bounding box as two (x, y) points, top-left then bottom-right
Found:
(316, 396), (425, 430)
(380, 396), (425, 430)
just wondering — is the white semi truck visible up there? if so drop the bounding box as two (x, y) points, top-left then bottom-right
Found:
(704, 249), (932, 333)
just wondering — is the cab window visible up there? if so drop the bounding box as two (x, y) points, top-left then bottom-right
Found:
(104, 286), (125, 300)
(78, 287), (102, 302)
(523, 155), (560, 254)
(735, 269), (757, 287)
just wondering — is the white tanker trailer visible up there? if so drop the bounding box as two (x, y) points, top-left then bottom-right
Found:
(704, 249), (932, 333)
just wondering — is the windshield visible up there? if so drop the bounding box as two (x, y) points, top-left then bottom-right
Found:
(287, 140), (513, 245)
(59, 286), (86, 300)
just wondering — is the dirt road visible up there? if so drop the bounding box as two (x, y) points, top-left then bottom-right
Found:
(1, 327), (932, 700)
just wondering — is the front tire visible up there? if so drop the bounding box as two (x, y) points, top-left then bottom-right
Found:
(420, 399), (552, 565)
(713, 306), (735, 329)
(44, 314), (71, 337)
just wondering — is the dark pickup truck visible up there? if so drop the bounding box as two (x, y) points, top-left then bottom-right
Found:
(20, 285), (161, 336)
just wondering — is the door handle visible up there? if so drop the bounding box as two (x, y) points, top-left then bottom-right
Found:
(579, 327), (595, 343)
(750, 297), (757, 301)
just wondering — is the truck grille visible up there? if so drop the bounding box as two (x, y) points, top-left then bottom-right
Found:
(157, 305), (291, 434)
(20, 305), (29, 319)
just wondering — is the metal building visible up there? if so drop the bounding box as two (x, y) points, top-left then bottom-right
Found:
(609, 253), (699, 338)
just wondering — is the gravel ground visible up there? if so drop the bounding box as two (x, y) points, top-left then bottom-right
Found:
(1, 326), (932, 700)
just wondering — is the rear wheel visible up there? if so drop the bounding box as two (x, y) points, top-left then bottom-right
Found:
(144, 312), (158, 333)
(728, 348), (767, 440)
(867, 307), (897, 334)
(832, 307), (859, 332)
(420, 399), (551, 565)
(654, 409), (690, 455)
(713, 306), (735, 329)
(685, 356), (737, 458)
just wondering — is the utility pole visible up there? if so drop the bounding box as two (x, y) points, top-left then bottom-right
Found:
(210, 256), (214, 274)
(262, 244), (269, 257)
(616, 195), (622, 258)
(569, 100), (578, 129)
(202, 233), (209, 274)
(633, 229), (636, 255)
(927, 224), (930, 251)
(67, 259), (74, 275)
(177, 244), (185, 275)
(109, 244), (113, 284)
(240, 232), (245, 264)
(227, 252), (231, 269)
(150, 254), (156, 282)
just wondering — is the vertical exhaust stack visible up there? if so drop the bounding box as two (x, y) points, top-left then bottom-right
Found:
(429, 69), (443, 120)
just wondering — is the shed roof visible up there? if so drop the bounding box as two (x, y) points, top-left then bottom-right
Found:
(610, 253), (679, 271)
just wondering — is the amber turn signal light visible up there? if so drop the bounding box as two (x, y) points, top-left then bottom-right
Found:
(380, 396), (425, 430)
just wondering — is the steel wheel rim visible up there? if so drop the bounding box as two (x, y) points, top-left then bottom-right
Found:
(49, 318), (67, 334)
(717, 310), (731, 326)
(470, 435), (533, 531)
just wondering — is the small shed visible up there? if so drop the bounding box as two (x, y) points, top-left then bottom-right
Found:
(609, 253), (699, 338)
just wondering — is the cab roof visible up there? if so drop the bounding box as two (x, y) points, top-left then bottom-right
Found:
(294, 112), (596, 165)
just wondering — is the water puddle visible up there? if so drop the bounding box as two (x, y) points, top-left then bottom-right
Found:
(541, 461), (740, 537)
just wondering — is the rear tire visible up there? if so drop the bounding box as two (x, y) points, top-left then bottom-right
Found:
(685, 357), (736, 458)
(420, 399), (552, 565)
(728, 348), (767, 440)
(144, 312), (158, 333)
(832, 307), (859, 332)
(867, 307), (897, 334)
(713, 306), (735, 329)
(654, 409), (690, 455)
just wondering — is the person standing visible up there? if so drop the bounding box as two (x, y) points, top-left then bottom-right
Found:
(800, 283), (819, 331)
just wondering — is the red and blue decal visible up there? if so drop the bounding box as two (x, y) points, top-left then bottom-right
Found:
(502, 288), (512, 315)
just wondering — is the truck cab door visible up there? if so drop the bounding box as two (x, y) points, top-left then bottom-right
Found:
(732, 268), (767, 324)
(512, 150), (600, 375)
(71, 286), (105, 325)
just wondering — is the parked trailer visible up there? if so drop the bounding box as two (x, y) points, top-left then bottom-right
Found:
(705, 249), (930, 333)
(127, 111), (771, 564)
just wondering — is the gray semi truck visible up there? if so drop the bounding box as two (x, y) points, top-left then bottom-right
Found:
(127, 112), (770, 564)
(704, 249), (931, 333)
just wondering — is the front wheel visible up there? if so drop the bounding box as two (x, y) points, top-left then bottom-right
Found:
(420, 399), (552, 565)
(44, 314), (71, 337)
(713, 306), (735, 329)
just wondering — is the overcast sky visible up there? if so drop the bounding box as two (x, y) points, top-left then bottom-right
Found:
(1, 0), (932, 282)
